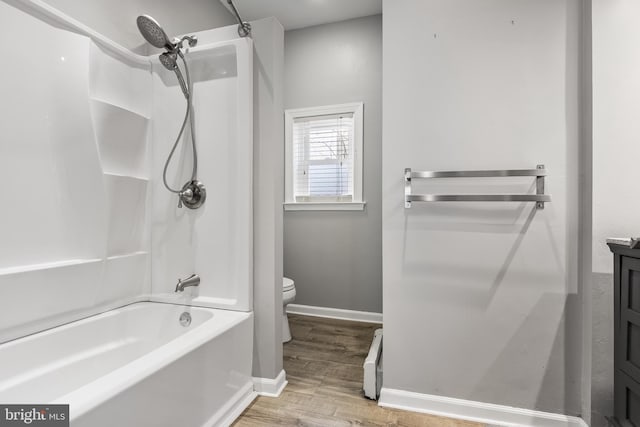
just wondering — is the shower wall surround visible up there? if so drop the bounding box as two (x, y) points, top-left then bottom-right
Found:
(0, 0), (254, 343)
(0, 0), (152, 343)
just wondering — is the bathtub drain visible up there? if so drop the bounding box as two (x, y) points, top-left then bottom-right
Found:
(179, 312), (192, 327)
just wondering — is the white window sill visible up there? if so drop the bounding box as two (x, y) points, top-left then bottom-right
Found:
(284, 202), (366, 211)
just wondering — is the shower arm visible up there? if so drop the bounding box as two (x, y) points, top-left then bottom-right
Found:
(227, 0), (251, 37)
(173, 35), (198, 50)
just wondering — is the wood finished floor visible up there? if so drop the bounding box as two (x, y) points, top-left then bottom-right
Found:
(233, 314), (484, 427)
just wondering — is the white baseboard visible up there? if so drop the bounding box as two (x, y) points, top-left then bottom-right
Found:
(378, 388), (588, 427)
(253, 369), (288, 397)
(287, 304), (383, 324)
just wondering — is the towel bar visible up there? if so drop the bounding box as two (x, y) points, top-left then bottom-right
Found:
(404, 165), (550, 209)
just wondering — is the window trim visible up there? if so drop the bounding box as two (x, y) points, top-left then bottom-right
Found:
(284, 102), (365, 211)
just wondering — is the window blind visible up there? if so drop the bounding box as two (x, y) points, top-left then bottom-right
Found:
(292, 113), (355, 202)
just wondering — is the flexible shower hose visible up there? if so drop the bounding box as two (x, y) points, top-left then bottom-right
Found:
(162, 51), (198, 194)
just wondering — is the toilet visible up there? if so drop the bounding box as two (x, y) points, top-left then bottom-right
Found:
(282, 277), (296, 343)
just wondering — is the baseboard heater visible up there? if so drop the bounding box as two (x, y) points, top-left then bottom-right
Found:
(363, 328), (383, 400)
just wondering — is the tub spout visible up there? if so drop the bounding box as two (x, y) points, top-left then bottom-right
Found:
(175, 274), (200, 292)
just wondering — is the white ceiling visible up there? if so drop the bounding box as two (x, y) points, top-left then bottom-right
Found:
(221, 0), (382, 31)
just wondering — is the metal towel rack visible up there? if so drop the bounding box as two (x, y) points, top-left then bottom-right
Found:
(404, 164), (551, 209)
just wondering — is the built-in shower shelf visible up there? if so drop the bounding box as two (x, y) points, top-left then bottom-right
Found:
(103, 172), (149, 183)
(0, 258), (102, 277)
(90, 97), (150, 120)
(107, 251), (148, 261)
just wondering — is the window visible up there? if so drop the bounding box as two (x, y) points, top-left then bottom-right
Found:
(284, 103), (365, 211)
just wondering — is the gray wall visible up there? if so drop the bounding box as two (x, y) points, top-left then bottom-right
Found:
(252, 17), (285, 380)
(382, 0), (584, 416)
(43, 0), (235, 52)
(283, 15), (383, 313)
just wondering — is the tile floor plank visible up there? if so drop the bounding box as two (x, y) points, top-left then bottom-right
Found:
(233, 314), (484, 427)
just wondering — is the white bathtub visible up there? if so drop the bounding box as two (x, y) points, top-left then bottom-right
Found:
(0, 302), (255, 426)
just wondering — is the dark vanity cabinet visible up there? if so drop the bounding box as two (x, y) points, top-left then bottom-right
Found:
(608, 244), (640, 427)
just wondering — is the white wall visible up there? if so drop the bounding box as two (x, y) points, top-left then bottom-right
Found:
(592, 0), (640, 276)
(590, 1), (640, 424)
(43, 0), (235, 53)
(382, 0), (583, 416)
(283, 15), (383, 313)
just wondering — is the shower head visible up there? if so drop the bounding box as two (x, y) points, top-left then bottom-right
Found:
(160, 52), (189, 99)
(137, 15), (173, 49)
(159, 52), (178, 70)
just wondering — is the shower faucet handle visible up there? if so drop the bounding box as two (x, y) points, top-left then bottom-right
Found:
(177, 188), (194, 208)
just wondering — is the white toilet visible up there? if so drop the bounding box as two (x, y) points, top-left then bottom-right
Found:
(282, 277), (296, 343)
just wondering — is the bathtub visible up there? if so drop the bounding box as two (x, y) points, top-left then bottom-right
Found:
(0, 302), (255, 427)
